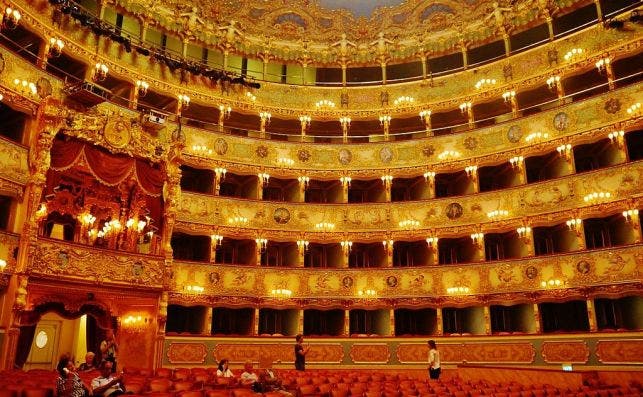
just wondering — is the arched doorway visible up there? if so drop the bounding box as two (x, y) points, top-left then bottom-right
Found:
(15, 300), (115, 370)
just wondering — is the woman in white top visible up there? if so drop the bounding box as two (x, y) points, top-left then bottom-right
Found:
(428, 340), (441, 380)
(216, 358), (234, 377)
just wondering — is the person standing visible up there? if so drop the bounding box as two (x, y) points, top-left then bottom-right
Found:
(100, 329), (118, 372)
(428, 340), (441, 380)
(294, 334), (309, 371)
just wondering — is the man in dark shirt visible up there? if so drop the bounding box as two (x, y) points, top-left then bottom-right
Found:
(294, 334), (309, 371)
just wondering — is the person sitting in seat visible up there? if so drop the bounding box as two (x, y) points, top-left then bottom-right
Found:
(216, 358), (234, 377)
(78, 352), (97, 372)
(56, 355), (91, 397)
(91, 361), (126, 397)
(240, 361), (259, 387)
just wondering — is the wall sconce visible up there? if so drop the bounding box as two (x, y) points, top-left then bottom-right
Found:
(381, 175), (393, 186)
(35, 203), (48, 220)
(566, 218), (582, 233)
(438, 150), (460, 161)
(540, 279), (563, 288)
(78, 211), (96, 227)
(219, 105), (232, 118)
(13, 79), (37, 97)
(626, 102), (641, 116)
(563, 48), (583, 62)
(270, 288), (292, 298)
(459, 101), (472, 113)
(339, 116), (351, 127)
(419, 110), (432, 119)
(595, 57), (611, 73)
(423, 171), (436, 184)
(228, 216), (248, 226)
(426, 236), (439, 248)
(299, 115), (312, 127)
(447, 286), (470, 294)
(470, 233), (484, 246)
(93, 63), (109, 82)
(502, 90), (516, 102)
(298, 176), (310, 188)
(509, 156), (524, 169)
(259, 111), (271, 125)
(487, 210), (509, 220)
(546, 76), (561, 90)
(341, 240), (352, 254)
(357, 289), (377, 298)
(608, 130), (625, 147)
(122, 315), (150, 332)
(393, 96), (414, 106)
(399, 219), (420, 228)
(583, 191), (611, 203)
(177, 94), (190, 109)
(277, 157), (294, 167)
(315, 222), (335, 232)
(379, 115), (392, 125)
(516, 226), (532, 241)
(474, 78), (496, 90)
(525, 132), (549, 143)
(622, 209), (639, 223)
(340, 176), (352, 188)
(2, 7), (21, 30)
(556, 144), (572, 160)
(255, 238), (268, 251)
(185, 285), (204, 293)
(258, 173), (270, 184)
(47, 38), (64, 58)
(245, 92), (256, 101)
(191, 145), (212, 156)
(211, 234), (223, 248)
(464, 165), (477, 178)
(297, 239), (309, 253)
(315, 99), (336, 109)
(215, 167), (227, 180)
(0, 259), (6, 271)
(382, 239), (394, 254)
(135, 80), (149, 97)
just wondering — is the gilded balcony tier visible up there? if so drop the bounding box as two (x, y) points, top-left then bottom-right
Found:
(9, 1), (642, 119)
(27, 238), (167, 290)
(170, 244), (643, 307)
(0, 137), (28, 198)
(175, 161), (642, 236)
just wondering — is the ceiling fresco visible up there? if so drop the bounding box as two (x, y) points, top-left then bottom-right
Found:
(113, 0), (585, 64)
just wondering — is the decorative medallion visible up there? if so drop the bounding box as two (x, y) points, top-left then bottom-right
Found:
(341, 276), (353, 288)
(525, 266), (538, 280)
(338, 149), (352, 165)
(273, 207), (291, 224)
(58, 251), (69, 268)
(104, 118), (132, 148)
(603, 98), (621, 114)
(445, 202), (463, 220)
(132, 261), (144, 276)
(553, 112), (570, 131)
(255, 145), (268, 158)
(209, 272), (220, 285)
(379, 147), (393, 163)
(297, 149), (311, 162)
(36, 77), (53, 98)
(576, 260), (591, 275)
(214, 138), (228, 155)
(507, 125), (522, 143)
(422, 145), (435, 157)
(386, 275), (398, 288)
(463, 136), (478, 150)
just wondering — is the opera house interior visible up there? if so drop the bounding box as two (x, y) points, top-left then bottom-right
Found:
(0, 0), (642, 395)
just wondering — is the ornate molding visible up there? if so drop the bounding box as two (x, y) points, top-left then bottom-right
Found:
(541, 340), (589, 364)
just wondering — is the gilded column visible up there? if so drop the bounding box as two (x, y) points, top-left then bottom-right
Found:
(533, 303), (541, 334)
(343, 309), (350, 336)
(483, 306), (491, 335)
(154, 291), (168, 369)
(435, 308), (443, 336)
(586, 299), (597, 332)
(0, 98), (64, 369)
(298, 309), (304, 334)
(389, 309), (395, 336)
(253, 308), (260, 336)
(203, 307), (213, 335)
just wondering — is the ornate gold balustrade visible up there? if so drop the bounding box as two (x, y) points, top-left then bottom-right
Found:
(170, 244), (642, 307)
(0, 137), (28, 198)
(9, 0), (643, 118)
(175, 160), (642, 236)
(0, 231), (19, 289)
(0, 44), (641, 176)
(163, 334), (643, 368)
(27, 237), (166, 290)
